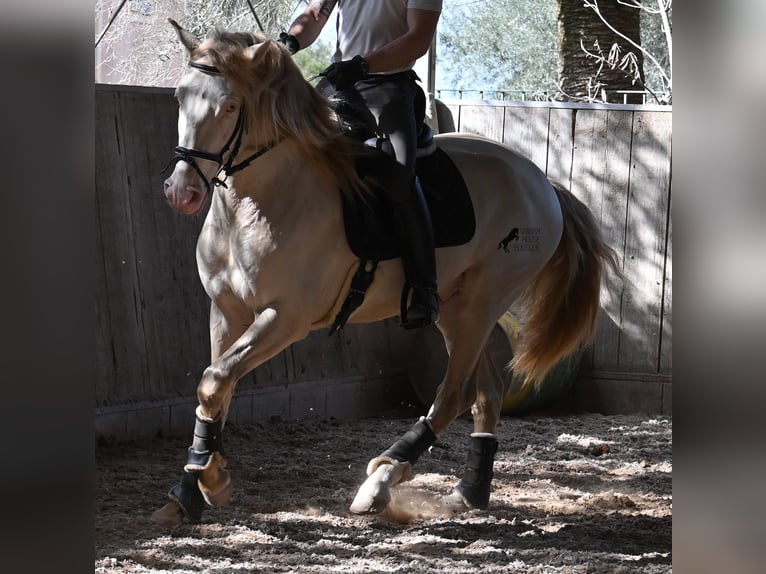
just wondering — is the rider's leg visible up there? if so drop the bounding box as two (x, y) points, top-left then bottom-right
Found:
(356, 76), (439, 328)
(390, 175), (439, 328)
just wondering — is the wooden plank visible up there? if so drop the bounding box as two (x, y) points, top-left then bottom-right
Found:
(659, 201), (672, 373)
(95, 92), (114, 404)
(569, 109), (605, 371)
(340, 321), (394, 376)
(457, 105), (504, 141)
(95, 89), (150, 405)
(595, 109), (634, 371)
(288, 329), (347, 382)
(567, 377), (664, 415)
(571, 109), (633, 371)
(545, 107), (574, 188)
(501, 106), (550, 173)
(116, 90), (210, 401)
(95, 195), (112, 403)
(618, 111), (672, 371)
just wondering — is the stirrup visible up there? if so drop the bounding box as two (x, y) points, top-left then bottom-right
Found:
(400, 284), (439, 329)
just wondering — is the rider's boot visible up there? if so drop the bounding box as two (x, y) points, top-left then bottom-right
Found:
(392, 176), (439, 329)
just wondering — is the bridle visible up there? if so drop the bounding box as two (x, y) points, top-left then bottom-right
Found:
(164, 61), (274, 192)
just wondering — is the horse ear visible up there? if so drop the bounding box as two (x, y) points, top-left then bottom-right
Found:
(168, 18), (200, 53)
(244, 41), (270, 62)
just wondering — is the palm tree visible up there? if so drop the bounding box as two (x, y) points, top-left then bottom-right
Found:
(556, 0), (645, 103)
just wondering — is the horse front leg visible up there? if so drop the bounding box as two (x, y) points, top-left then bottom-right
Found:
(153, 304), (304, 525)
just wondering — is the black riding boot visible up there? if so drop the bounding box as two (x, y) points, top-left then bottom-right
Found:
(392, 176), (439, 329)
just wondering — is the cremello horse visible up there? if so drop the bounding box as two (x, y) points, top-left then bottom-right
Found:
(153, 21), (620, 525)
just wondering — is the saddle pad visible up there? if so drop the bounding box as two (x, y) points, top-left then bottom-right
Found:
(341, 146), (475, 261)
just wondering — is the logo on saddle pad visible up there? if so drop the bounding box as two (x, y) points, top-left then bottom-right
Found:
(498, 227), (542, 253)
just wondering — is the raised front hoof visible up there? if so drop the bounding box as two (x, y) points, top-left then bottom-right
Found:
(151, 501), (186, 527)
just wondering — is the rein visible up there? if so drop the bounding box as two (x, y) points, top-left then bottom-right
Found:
(163, 61), (275, 192)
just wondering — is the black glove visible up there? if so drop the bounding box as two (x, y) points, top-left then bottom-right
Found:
(278, 32), (300, 55)
(320, 55), (370, 91)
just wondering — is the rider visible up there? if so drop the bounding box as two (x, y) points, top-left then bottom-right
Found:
(280, 0), (442, 329)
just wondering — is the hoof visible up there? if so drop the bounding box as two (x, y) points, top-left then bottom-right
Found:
(349, 463), (405, 515)
(200, 478), (233, 507)
(350, 482), (391, 515)
(441, 490), (471, 513)
(151, 501), (186, 527)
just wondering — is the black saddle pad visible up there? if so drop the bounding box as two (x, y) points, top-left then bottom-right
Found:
(341, 146), (475, 261)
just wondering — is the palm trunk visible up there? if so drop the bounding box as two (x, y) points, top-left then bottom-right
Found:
(556, 0), (645, 103)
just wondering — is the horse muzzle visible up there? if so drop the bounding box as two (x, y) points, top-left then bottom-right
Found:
(164, 177), (208, 216)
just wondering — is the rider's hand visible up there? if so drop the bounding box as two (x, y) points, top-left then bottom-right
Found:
(320, 55), (369, 91)
(278, 32), (300, 55)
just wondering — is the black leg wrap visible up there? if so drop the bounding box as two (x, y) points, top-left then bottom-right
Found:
(185, 413), (224, 469)
(192, 414), (223, 453)
(168, 470), (205, 522)
(456, 435), (498, 510)
(381, 418), (437, 464)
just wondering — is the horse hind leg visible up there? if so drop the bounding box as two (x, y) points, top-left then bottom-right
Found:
(426, 283), (524, 512)
(350, 283), (506, 514)
(442, 343), (507, 512)
(349, 415), (437, 514)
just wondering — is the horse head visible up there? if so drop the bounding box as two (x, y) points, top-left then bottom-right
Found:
(163, 19), (290, 216)
(163, 19), (361, 216)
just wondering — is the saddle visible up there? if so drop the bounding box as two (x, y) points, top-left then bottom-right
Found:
(343, 140), (475, 262)
(328, 86), (476, 333)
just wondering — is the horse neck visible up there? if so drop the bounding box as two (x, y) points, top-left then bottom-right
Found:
(214, 137), (339, 224)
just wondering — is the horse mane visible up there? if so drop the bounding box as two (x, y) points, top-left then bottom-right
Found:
(191, 29), (361, 195)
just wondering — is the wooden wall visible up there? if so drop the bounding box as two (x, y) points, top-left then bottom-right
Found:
(440, 100), (672, 410)
(96, 86), (671, 438)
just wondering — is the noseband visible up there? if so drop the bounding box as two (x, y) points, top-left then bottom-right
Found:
(164, 61), (274, 192)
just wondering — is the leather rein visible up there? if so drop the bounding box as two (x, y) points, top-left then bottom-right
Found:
(164, 61), (274, 192)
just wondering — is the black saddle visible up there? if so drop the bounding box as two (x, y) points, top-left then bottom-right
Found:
(343, 141), (475, 262)
(326, 81), (476, 333)
(329, 77), (476, 261)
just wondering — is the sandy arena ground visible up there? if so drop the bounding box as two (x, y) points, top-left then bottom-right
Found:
(96, 413), (671, 573)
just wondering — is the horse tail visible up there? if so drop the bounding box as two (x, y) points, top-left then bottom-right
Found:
(511, 181), (623, 387)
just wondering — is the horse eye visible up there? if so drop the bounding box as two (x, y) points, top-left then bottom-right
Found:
(224, 101), (238, 114)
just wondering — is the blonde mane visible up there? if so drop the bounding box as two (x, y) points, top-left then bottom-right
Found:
(191, 29), (361, 194)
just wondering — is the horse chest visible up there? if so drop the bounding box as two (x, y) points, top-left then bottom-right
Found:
(198, 212), (279, 305)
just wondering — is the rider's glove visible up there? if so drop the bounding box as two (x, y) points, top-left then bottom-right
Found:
(320, 55), (370, 91)
(278, 32), (300, 55)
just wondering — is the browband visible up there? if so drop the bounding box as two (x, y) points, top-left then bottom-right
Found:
(190, 61), (222, 75)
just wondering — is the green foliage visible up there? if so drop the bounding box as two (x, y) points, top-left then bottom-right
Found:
(436, 0), (671, 100)
(294, 41), (335, 80)
(436, 0), (559, 96)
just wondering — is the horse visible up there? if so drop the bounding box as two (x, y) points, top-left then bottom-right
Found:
(152, 20), (621, 526)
